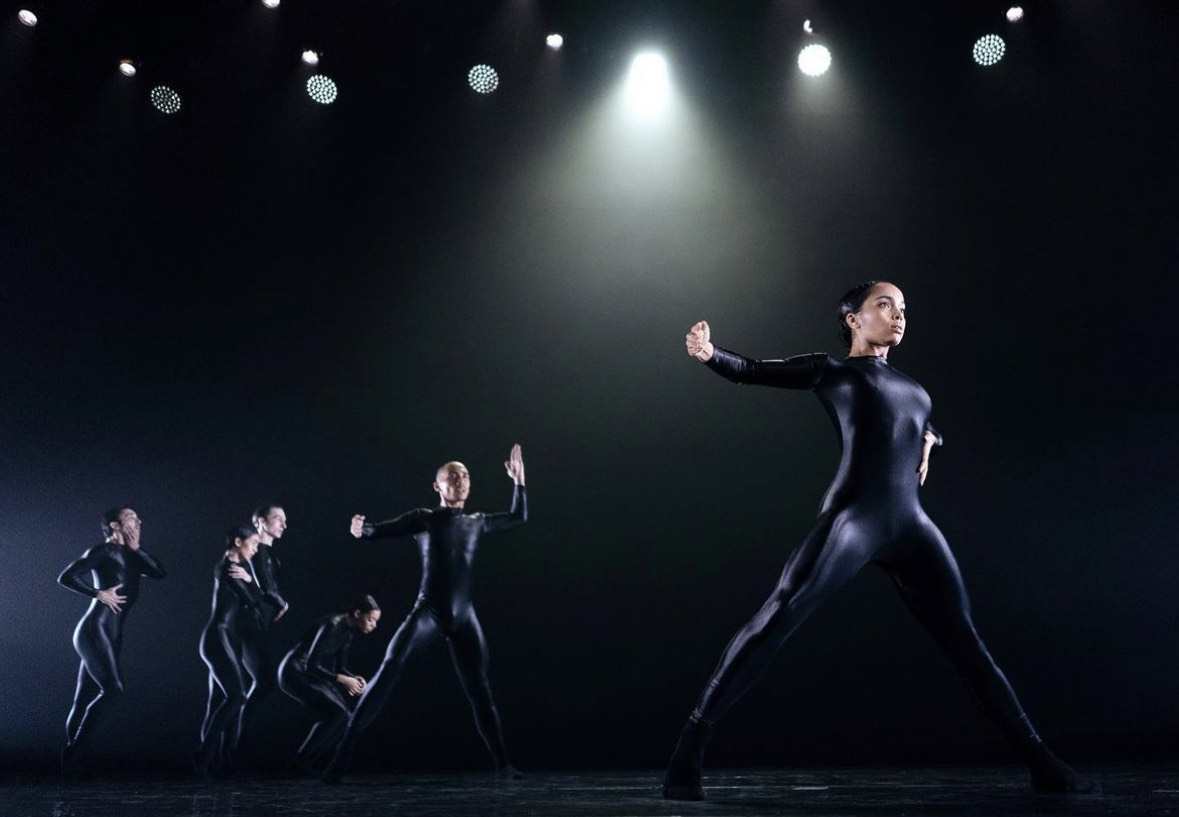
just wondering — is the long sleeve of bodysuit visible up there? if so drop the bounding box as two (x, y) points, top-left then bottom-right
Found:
(336, 639), (355, 678)
(131, 547), (167, 580)
(252, 547), (286, 610)
(481, 485), (528, 534)
(303, 619), (344, 684)
(362, 509), (429, 540)
(705, 347), (828, 389)
(221, 560), (267, 613)
(57, 545), (109, 598)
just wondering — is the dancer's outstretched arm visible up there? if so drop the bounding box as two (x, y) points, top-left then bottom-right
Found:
(686, 320), (825, 389)
(351, 509), (428, 540)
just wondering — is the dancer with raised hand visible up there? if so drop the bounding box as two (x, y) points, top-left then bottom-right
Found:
(323, 444), (528, 783)
(193, 526), (268, 777)
(278, 595), (382, 775)
(662, 282), (1096, 800)
(58, 507), (165, 777)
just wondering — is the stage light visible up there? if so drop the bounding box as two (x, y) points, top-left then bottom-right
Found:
(150, 86), (181, 114)
(119, 59), (136, 77)
(546, 33), (564, 50)
(18, 9), (37, 26)
(626, 52), (669, 114)
(798, 43), (831, 77)
(1006, 7), (1024, 22)
(468, 64), (499, 94)
(262, 0), (280, 8)
(306, 74), (337, 104)
(301, 50), (319, 66)
(972, 34), (1006, 66)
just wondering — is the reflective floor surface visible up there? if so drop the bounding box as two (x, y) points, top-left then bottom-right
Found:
(2, 766), (1174, 817)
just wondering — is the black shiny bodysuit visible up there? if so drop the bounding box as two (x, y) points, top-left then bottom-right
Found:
(194, 556), (268, 771)
(252, 545), (288, 629)
(232, 544), (284, 742)
(278, 614), (359, 771)
(58, 542), (166, 754)
(324, 485), (527, 778)
(663, 348), (1088, 797)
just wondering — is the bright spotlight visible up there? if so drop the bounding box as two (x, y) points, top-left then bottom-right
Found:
(626, 52), (669, 114)
(972, 34), (1006, 66)
(468, 64), (499, 94)
(1006, 7), (1024, 22)
(17, 9), (37, 26)
(118, 59), (136, 77)
(306, 74), (337, 104)
(150, 86), (181, 115)
(798, 43), (832, 76)
(301, 49), (320, 66)
(262, 0), (280, 8)
(546, 33), (564, 50)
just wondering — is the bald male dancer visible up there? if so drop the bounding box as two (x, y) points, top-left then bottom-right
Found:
(323, 445), (528, 782)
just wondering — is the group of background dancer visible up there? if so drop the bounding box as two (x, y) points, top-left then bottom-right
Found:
(57, 444), (528, 783)
(56, 282), (1098, 796)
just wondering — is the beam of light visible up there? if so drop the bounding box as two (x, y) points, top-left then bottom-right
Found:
(301, 49), (320, 66)
(306, 74), (337, 104)
(1006, 7), (1024, 22)
(119, 59), (136, 77)
(262, 0), (280, 8)
(18, 9), (37, 26)
(546, 33), (564, 50)
(468, 64), (499, 94)
(626, 52), (669, 115)
(972, 34), (1006, 66)
(150, 86), (181, 114)
(798, 43), (831, 76)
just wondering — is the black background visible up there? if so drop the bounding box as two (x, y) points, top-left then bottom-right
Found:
(1, 0), (1177, 773)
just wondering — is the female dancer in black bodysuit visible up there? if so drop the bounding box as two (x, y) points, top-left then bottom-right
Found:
(662, 282), (1095, 800)
(322, 444), (528, 783)
(193, 526), (267, 776)
(58, 507), (165, 775)
(278, 595), (382, 774)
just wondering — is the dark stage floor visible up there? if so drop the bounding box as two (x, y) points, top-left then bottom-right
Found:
(2, 767), (1175, 817)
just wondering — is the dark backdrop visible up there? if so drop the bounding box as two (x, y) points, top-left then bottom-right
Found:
(1, 0), (1177, 774)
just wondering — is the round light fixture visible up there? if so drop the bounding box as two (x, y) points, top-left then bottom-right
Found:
(972, 34), (1006, 66)
(798, 43), (832, 76)
(306, 74), (338, 104)
(150, 86), (182, 114)
(468, 64), (499, 94)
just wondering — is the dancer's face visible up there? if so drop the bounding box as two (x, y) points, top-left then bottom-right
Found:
(846, 282), (906, 349)
(234, 534), (261, 560)
(109, 509), (141, 543)
(434, 462), (471, 506)
(257, 507), (287, 540)
(353, 608), (381, 634)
